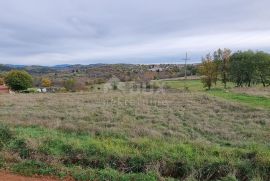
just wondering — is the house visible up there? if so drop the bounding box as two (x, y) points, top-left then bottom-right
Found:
(149, 65), (163, 72)
(0, 85), (10, 94)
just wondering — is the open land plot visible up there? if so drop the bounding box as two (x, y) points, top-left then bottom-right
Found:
(157, 79), (270, 109)
(0, 90), (270, 180)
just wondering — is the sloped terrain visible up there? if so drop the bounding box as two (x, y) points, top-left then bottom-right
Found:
(0, 91), (269, 180)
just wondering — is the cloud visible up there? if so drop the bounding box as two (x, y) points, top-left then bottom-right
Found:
(0, 0), (269, 65)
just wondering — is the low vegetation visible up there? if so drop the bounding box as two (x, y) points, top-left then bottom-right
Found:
(4, 70), (33, 91)
(0, 87), (269, 180)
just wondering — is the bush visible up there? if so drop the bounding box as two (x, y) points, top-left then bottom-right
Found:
(63, 78), (87, 92)
(5, 70), (33, 91)
(63, 78), (76, 92)
(41, 77), (52, 87)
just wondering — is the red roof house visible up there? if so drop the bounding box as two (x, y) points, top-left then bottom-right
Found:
(0, 85), (10, 93)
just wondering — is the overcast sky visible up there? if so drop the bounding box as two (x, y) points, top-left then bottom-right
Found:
(0, 0), (270, 65)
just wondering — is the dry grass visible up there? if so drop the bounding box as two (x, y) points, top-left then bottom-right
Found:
(1, 91), (270, 180)
(232, 86), (270, 98)
(0, 91), (269, 146)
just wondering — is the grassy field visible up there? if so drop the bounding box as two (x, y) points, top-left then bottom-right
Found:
(153, 79), (234, 92)
(156, 79), (270, 109)
(0, 86), (270, 180)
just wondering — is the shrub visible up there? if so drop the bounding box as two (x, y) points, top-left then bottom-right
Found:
(63, 78), (86, 92)
(41, 77), (52, 87)
(5, 70), (33, 91)
(63, 78), (76, 92)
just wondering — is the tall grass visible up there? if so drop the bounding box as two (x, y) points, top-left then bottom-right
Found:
(0, 91), (269, 180)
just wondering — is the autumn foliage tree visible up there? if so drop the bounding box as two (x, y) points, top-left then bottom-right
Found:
(199, 54), (218, 90)
(41, 78), (52, 87)
(214, 48), (232, 88)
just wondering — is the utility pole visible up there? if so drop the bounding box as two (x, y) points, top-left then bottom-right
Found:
(182, 52), (190, 89)
(184, 52), (188, 81)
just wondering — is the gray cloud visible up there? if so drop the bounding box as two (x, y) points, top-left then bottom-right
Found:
(0, 0), (270, 65)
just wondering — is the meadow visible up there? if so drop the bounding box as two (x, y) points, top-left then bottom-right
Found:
(157, 79), (270, 109)
(0, 80), (270, 180)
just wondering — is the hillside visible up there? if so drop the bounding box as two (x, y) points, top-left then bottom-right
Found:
(0, 88), (269, 180)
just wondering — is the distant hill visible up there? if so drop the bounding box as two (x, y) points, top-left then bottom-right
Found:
(51, 64), (71, 68)
(5, 64), (26, 68)
(0, 64), (12, 72)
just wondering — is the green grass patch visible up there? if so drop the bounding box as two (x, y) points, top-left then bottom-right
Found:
(71, 167), (158, 181)
(156, 79), (234, 91)
(157, 79), (270, 109)
(11, 160), (57, 176)
(208, 90), (270, 109)
(4, 125), (270, 180)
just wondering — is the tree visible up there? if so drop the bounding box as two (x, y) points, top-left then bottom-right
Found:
(214, 48), (231, 88)
(41, 77), (52, 87)
(63, 78), (87, 92)
(5, 70), (33, 91)
(254, 51), (270, 87)
(63, 78), (76, 92)
(230, 51), (257, 87)
(199, 54), (218, 90)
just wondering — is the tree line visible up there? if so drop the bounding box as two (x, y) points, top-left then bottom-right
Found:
(199, 49), (270, 89)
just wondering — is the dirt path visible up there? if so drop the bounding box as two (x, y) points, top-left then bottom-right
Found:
(0, 172), (63, 181)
